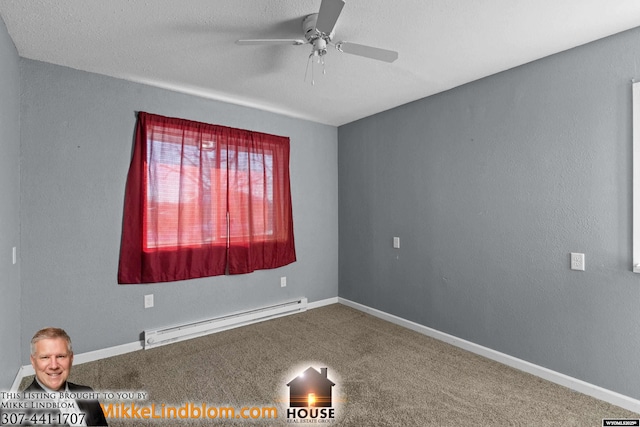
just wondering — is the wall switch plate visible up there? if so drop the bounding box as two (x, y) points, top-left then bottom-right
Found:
(12, 247), (16, 265)
(570, 253), (585, 271)
(393, 237), (400, 249)
(144, 294), (154, 308)
(281, 277), (287, 287)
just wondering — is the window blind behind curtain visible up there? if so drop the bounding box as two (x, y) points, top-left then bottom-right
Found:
(118, 112), (296, 284)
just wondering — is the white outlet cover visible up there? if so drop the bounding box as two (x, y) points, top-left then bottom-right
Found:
(144, 294), (154, 308)
(570, 253), (585, 271)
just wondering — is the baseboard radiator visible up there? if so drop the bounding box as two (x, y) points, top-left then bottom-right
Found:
(144, 297), (307, 350)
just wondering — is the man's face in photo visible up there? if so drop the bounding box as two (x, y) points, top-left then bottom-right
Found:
(30, 337), (74, 391)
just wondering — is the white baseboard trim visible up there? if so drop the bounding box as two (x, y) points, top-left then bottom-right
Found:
(338, 297), (640, 414)
(74, 341), (144, 366)
(11, 297), (339, 391)
(308, 296), (339, 310)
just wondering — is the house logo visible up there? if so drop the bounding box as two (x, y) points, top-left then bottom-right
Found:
(285, 366), (337, 421)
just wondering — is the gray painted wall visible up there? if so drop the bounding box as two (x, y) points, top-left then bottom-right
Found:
(18, 59), (338, 365)
(339, 27), (640, 399)
(0, 15), (21, 389)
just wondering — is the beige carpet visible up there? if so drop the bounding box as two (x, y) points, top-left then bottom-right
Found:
(20, 304), (639, 426)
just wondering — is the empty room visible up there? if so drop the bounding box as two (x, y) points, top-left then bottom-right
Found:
(2, 1), (640, 426)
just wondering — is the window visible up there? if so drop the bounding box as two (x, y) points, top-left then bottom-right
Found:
(634, 82), (640, 273)
(118, 112), (296, 284)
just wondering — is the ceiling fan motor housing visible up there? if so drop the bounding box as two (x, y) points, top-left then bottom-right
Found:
(303, 13), (331, 57)
(303, 13), (333, 42)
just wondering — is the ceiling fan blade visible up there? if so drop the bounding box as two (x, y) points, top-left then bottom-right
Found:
(335, 42), (398, 63)
(236, 39), (306, 46)
(315, 0), (345, 35)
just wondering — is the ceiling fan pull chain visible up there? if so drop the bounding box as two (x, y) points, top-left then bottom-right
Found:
(304, 53), (312, 84)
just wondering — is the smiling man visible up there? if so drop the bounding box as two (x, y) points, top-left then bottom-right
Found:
(24, 327), (108, 426)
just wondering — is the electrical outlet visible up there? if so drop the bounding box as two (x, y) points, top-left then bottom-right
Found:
(570, 253), (585, 271)
(281, 277), (287, 287)
(144, 294), (154, 308)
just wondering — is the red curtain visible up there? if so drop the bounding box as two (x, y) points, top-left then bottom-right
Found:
(118, 112), (296, 284)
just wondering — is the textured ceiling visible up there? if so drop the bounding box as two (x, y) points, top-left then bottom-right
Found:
(2, 0), (640, 126)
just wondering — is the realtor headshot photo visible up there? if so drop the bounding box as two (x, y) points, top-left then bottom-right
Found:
(22, 327), (108, 426)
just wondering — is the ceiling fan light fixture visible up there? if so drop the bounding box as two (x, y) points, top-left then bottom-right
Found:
(313, 37), (328, 57)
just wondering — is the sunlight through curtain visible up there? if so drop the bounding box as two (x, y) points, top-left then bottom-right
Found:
(118, 112), (296, 284)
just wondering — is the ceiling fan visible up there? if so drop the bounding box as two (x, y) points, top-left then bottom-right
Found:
(236, 0), (398, 81)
